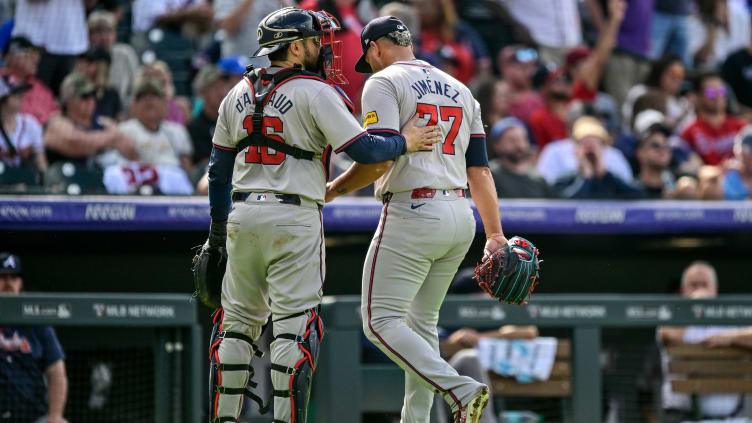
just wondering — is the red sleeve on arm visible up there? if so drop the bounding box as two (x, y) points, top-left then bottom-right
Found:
(570, 79), (597, 102)
(680, 124), (695, 149)
(529, 110), (549, 150)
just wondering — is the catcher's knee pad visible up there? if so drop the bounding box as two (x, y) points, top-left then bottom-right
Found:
(209, 309), (266, 423)
(270, 308), (325, 423)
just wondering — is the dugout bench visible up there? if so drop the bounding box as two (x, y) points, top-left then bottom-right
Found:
(667, 343), (752, 394)
(314, 295), (752, 423)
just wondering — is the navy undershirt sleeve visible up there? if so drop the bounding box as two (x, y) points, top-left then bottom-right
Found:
(208, 145), (235, 221)
(38, 326), (65, 368)
(466, 135), (489, 167)
(342, 130), (407, 164)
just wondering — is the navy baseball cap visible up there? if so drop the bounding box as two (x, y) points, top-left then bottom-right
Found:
(0, 253), (21, 275)
(355, 16), (409, 73)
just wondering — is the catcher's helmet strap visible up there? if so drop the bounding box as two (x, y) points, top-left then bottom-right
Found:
(235, 67), (324, 161)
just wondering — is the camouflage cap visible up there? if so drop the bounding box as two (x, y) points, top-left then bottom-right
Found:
(60, 72), (96, 103)
(133, 77), (165, 100)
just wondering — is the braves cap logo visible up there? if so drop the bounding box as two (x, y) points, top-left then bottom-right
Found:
(2, 255), (17, 271)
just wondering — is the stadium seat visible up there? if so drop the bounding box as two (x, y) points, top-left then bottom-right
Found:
(0, 162), (40, 193)
(143, 28), (194, 96)
(44, 162), (106, 195)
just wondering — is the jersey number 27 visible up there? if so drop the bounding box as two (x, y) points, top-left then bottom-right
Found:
(242, 115), (285, 165)
(416, 103), (462, 155)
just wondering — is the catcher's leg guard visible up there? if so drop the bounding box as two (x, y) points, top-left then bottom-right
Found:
(270, 308), (324, 423)
(209, 309), (266, 423)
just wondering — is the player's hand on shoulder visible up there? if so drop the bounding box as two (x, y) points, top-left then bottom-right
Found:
(401, 113), (443, 153)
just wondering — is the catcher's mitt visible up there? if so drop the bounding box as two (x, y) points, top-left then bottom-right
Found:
(191, 242), (227, 309)
(473, 236), (541, 305)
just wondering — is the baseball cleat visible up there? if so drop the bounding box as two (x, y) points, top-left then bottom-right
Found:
(453, 385), (489, 423)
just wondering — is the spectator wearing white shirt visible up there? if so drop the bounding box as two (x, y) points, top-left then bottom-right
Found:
(0, 76), (46, 173)
(499, 0), (582, 65)
(119, 78), (193, 172)
(12, 0), (88, 96)
(537, 116), (634, 187)
(690, 0), (751, 70)
(88, 11), (140, 110)
(105, 78), (194, 195)
(131, 0), (213, 35)
(654, 261), (752, 423)
(550, 116), (643, 198)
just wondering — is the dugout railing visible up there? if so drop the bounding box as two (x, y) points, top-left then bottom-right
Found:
(0, 293), (202, 423)
(314, 294), (752, 423)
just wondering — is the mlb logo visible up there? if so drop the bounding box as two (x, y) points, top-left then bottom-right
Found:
(257, 194), (267, 201)
(441, 190), (449, 196)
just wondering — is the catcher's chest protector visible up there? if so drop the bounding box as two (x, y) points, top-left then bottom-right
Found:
(235, 66), (326, 162)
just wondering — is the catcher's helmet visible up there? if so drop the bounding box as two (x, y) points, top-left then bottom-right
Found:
(253, 7), (328, 56)
(253, 7), (347, 84)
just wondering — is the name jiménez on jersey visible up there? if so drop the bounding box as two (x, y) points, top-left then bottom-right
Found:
(410, 76), (461, 103)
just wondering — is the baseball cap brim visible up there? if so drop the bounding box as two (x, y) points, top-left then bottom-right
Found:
(355, 54), (371, 73)
(252, 42), (288, 58)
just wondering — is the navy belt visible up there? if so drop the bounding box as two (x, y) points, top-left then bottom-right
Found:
(232, 192), (302, 206)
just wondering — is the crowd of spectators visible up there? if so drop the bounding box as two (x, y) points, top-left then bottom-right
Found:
(0, 0), (751, 200)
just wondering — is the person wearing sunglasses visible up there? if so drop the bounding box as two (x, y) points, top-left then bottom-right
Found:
(44, 72), (137, 169)
(498, 45), (543, 124)
(679, 71), (746, 167)
(634, 117), (675, 199)
(0, 36), (59, 125)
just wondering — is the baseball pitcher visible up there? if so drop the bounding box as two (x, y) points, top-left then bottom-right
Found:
(326, 16), (509, 423)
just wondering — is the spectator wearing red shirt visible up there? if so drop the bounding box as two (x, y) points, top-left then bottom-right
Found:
(564, 0), (626, 104)
(528, 65), (570, 149)
(412, 0), (490, 84)
(680, 72), (746, 166)
(0, 37), (59, 125)
(300, 0), (375, 114)
(498, 45), (542, 124)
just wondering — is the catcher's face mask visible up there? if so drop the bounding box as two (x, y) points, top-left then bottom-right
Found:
(311, 11), (346, 85)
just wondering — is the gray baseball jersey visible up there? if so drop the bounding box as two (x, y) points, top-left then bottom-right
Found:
(212, 68), (365, 204)
(361, 59), (485, 199)
(359, 59), (489, 422)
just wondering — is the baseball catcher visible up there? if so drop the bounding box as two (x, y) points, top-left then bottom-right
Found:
(474, 236), (541, 305)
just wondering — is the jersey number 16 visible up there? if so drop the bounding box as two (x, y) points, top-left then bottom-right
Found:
(416, 103), (462, 155)
(242, 115), (286, 165)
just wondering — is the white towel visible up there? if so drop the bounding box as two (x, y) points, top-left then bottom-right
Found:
(476, 337), (558, 383)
